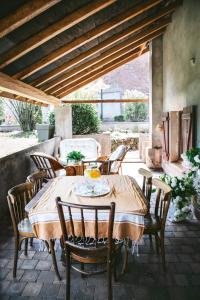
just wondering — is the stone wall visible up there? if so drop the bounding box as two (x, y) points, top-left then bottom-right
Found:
(100, 122), (149, 132)
(163, 0), (200, 146)
(111, 136), (138, 152)
(0, 137), (59, 217)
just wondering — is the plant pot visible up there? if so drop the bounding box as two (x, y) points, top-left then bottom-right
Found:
(67, 159), (81, 165)
(191, 195), (200, 220)
(36, 124), (55, 142)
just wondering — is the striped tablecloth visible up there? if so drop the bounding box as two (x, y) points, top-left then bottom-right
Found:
(26, 175), (148, 241)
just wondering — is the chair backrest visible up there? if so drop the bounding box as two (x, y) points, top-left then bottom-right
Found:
(109, 145), (128, 174)
(7, 182), (33, 236)
(56, 198), (115, 257)
(30, 152), (65, 178)
(59, 138), (101, 161)
(138, 168), (153, 209)
(152, 178), (172, 230)
(27, 170), (47, 195)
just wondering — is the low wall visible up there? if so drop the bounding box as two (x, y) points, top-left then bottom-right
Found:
(73, 133), (111, 156)
(0, 137), (59, 217)
(111, 135), (139, 152)
(0, 125), (21, 132)
(100, 122), (149, 132)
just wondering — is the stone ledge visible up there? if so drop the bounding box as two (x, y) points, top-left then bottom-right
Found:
(162, 160), (186, 177)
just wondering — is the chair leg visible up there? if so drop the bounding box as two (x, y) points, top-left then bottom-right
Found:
(113, 259), (118, 282)
(81, 262), (85, 278)
(13, 237), (19, 278)
(160, 232), (166, 271)
(24, 238), (28, 256)
(155, 233), (160, 254)
(122, 239), (129, 275)
(30, 238), (33, 247)
(66, 250), (71, 300)
(49, 239), (61, 281)
(107, 260), (113, 300)
(149, 234), (153, 250)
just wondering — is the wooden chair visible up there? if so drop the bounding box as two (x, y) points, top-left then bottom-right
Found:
(7, 182), (61, 280)
(30, 152), (76, 178)
(138, 168), (153, 212)
(82, 145), (129, 175)
(122, 178), (171, 273)
(143, 178), (172, 270)
(56, 198), (123, 300)
(27, 170), (47, 196)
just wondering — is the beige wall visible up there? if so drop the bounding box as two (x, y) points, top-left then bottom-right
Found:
(163, 0), (200, 145)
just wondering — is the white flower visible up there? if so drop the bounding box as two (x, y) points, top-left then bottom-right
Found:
(174, 209), (182, 217)
(182, 206), (191, 213)
(194, 155), (200, 163)
(171, 178), (177, 188)
(192, 166), (199, 171)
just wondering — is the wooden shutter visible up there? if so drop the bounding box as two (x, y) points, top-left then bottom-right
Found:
(180, 106), (195, 154)
(161, 112), (169, 161)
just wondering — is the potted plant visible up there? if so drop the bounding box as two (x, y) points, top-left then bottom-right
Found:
(36, 111), (55, 142)
(66, 151), (85, 165)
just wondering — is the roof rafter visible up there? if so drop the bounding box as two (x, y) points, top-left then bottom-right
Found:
(13, 0), (162, 80)
(0, 0), (116, 68)
(0, 0), (61, 38)
(0, 72), (60, 106)
(58, 48), (149, 98)
(0, 91), (48, 107)
(32, 1), (177, 87)
(44, 19), (170, 94)
(62, 99), (148, 104)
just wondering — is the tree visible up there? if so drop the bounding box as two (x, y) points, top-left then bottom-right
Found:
(72, 104), (100, 135)
(123, 89), (148, 122)
(125, 102), (148, 121)
(6, 100), (42, 132)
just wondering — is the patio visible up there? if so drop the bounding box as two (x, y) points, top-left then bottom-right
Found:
(1, 0), (200, 299)
(1, 163), (200, 300)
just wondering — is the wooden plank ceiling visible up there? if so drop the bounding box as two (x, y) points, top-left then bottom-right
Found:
(0, 0), (180, 106)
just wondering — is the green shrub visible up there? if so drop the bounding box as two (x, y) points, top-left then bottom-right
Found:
(72, 104), (100, 135)
(114, 115), (125, 122)
(125, 103), (148, 122)
(49, 111), (55, 126)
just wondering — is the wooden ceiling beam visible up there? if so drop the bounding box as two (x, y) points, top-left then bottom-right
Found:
(58, 48), (149, 98)
(0, 0), (116, 69)
(13, 0), (162, 80)
(0, 91), (48, 107)
(62, 99), (148, 104)
(32, 1), (176, 87)
(0, 0), (61, 38)
(44, 22), (168, 94)
(0, 72), (60, 106)
(48, 46), (142, 94)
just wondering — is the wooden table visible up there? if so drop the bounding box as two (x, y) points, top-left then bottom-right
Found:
(26, 175), (148, 242)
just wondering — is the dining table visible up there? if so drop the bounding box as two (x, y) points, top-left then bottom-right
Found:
(25, 175), (148, 243)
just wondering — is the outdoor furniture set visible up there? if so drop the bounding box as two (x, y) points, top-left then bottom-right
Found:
(7, 138), (172, 300)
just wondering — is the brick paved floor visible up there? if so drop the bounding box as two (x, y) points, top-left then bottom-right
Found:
(1, 162), (200, 299)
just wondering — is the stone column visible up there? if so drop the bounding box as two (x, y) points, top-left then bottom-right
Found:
(55, 106), (72, 139)
(146, 36), (163, 168)
(149, 35), (163, 148)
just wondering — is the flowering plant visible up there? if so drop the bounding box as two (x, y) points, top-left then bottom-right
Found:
(181, 148), (200, 171)
(181, 148), (200, 208)
(160, 174), (195, 222)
